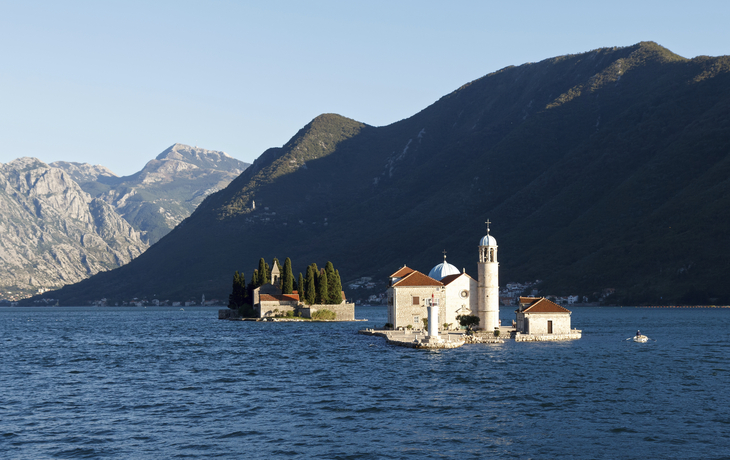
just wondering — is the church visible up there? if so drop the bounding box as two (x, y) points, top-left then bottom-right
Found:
(386, 225), (500, 331)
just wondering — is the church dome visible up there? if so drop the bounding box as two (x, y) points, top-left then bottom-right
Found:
(428, 261), (460, 281)
(480, 234), (497, 246)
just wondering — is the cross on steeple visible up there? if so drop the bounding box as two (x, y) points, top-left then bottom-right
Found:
(485, 219), (491, 234)
(442, 249), (447, 261)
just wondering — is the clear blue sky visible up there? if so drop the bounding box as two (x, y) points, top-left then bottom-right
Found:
(1, 0), (728, 176)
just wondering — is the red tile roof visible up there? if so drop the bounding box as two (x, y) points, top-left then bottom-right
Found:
(392, 270), (443, 287)
(521, 298), (571, 313)
(260, 294), (300, 302)
(390, 266), (415, 278)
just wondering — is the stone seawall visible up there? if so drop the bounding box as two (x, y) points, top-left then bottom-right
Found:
(514, 329), (582, 341)
(304, 303), (355, 321)
(359, 329), (465, 349)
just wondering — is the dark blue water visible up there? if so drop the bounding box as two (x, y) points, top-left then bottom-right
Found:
(1, 306), (729, 459)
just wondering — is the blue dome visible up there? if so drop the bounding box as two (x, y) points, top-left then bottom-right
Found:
(479, 234), (497, 246)
(428, 261), (460, 281)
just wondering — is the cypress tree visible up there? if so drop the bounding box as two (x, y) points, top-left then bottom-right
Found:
(257, 258), (269, 286)
(282, 258), (294, 294)
(329, 269), (343, 304)
(298, 272), (304, 298)
(251, 269), (259, 288)
(317, 269), (328, 305)
(228, 271), (245, 309)
(305, 265), (317, 305)
(239, 271), (247, 304)
(325, 262), (337, 303)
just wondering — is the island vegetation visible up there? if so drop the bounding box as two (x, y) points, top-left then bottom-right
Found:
(227, 257), (343, 317)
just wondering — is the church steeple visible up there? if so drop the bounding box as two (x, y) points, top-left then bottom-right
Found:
(477, 219), (499, 331)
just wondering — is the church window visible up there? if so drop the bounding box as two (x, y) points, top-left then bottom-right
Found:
(460, 290), (469, 298)
(414, 316), (420, 324)
(548, 320), (553, 334)
(412, 296), (420, 305)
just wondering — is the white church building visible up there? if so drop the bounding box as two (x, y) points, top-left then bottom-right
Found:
(387, 226), (501, 332)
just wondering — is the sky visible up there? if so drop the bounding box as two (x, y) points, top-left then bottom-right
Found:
(1, 0), (728, 176)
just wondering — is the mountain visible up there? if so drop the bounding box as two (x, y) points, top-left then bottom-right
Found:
(41, 42), (730, 306)
(0, 158), (147, 299)
(52, 144), (250, 244)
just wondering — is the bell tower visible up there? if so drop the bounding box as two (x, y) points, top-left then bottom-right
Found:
(477, 220), (499, 331)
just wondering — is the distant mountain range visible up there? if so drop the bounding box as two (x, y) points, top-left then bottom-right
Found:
(36, 42), (730, 306)
(1, 145), (249, 300)
(53, 143), (250, 244)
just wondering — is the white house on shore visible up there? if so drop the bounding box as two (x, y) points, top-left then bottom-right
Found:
(514, 296), (581, 341)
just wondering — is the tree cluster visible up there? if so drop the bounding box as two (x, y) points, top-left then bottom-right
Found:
(301, 261), (342, 305)
(228, 257), (343, 315)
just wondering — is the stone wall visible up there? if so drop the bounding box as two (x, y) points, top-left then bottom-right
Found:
(303, 302), (355, 321)
(515, 330), (582, 341)
(258, 303), (296, 318)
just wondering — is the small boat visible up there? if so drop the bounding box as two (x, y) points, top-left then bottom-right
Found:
(633, 334), (649, 343)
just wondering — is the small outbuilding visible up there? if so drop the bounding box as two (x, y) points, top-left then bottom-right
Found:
(515, 297), (574, 336)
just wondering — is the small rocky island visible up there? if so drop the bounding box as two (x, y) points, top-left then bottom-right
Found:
(364, 225), (581, 349)
(219, 257), (355, 321)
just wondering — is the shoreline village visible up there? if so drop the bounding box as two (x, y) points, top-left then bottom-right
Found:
(362, 222), (581, 349)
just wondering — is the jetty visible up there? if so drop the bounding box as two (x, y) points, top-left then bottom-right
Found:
(359, 325), (581, 349)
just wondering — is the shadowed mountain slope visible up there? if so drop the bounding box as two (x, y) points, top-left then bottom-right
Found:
(44, 42), (730, 305)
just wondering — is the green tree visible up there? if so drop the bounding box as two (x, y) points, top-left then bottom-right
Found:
(257, 258), (269, 286)
(305, 265), (317, 305)
(457, 314), (480, 331)
(251, 269), (259, 288)
(282, 257), (294, 294)
(324, 262), (337, 303)
(328, 268), (343, 304)
(297, 272), (304, 297)
(317, 269), (328, 304)
(227, 271), (246, 309)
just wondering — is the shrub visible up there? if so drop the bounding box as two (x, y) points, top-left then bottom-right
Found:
(493, 329), (500, 337)
(312, 309), (336, 320)
(456, 314), (480, 331)
(406, 324), (413, 330)
(384, 323), (393, 329)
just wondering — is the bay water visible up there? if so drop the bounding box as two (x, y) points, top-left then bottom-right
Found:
(1, 306), (729, 459)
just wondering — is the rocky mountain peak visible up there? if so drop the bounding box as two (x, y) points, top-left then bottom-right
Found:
(0, 158), (147, 299)
(50, 161), (117, 183)
(155, 143), (241, 173)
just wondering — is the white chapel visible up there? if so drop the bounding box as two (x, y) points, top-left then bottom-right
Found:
(387, 224), (500, 331)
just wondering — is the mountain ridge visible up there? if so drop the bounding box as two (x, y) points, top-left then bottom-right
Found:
(55, 143), (251, 244)
(38, 42), (730, 305)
